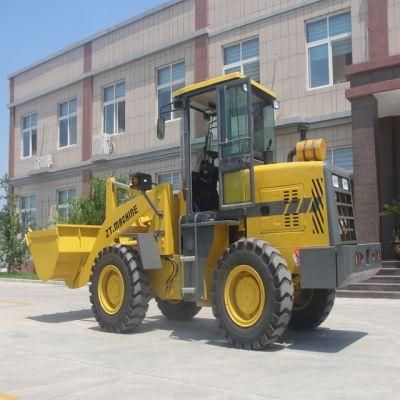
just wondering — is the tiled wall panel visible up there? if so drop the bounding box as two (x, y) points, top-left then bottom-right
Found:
(13, 47), (84, 103)
(91, 0), (195, 71)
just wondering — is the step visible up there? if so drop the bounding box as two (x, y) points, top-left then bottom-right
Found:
(367, 275), (400, 284)
(377, 268), (400, 276)
(180, 256), (196, 262)
(343, 282), (400, 292)
(181, 287), (195, 294)
(382, 260), (400, 269)
(337, 290), (400, 299)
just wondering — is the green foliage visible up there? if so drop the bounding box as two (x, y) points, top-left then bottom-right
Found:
(381, 200), (400, 216)
(381, 200), (400, 242)
(0, 175), (29, 273)
(57, 176), (131, 225)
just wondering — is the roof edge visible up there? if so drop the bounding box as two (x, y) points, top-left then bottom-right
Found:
(8, 0), (186, 79)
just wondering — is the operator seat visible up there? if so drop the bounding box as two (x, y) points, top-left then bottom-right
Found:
(192, 159), (219, 212)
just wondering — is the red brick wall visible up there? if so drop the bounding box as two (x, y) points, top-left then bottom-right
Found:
(368, 0), (388, 60)
(8, 77), (15, 178)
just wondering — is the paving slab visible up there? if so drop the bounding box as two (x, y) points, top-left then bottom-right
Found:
(0, 280), (399, 400)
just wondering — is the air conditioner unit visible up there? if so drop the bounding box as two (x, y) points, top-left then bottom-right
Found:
(92, 134), (115, 158)
(33, 155), (53, 170)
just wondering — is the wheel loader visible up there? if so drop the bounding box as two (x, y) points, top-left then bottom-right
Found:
(26, 73), (381, 349)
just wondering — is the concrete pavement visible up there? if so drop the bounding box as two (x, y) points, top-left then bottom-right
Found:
(0, 280), (399, 400)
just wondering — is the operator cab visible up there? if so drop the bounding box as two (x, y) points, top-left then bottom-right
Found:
(158, 73), (278, 215)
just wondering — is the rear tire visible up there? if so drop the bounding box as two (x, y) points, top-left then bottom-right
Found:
(156, 298), (201, 321)
(89, 245), (150, 333)
(289, 289), (335, 330)
(212, 238), (293, 350)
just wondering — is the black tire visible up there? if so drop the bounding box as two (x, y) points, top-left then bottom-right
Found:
(212, 238), (293, 350)
(289, 289), (335, 330)
(155, 298), (201, 321)
(89, 245), (150, 333)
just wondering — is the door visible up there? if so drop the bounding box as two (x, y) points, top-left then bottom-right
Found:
(217, 78), (255, 209)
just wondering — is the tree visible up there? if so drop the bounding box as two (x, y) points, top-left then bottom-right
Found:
(57, 176), (131, 225)
(381, 200), (400, 243)
(0, 175), (29, 273)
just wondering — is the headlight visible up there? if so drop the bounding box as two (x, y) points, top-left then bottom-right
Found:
(332, 175), (339, 188)
(342, 178), (349, 191)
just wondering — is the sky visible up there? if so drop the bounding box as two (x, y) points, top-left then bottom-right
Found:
(0, 0), (168, 180)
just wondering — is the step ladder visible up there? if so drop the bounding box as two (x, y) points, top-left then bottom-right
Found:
(179, 213), (240, 301)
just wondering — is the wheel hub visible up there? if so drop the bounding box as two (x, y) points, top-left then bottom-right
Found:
(98, 265), (125, 315)
(224, 265), (265, 328)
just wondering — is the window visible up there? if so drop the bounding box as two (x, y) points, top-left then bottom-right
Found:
(306, 11), (352, 88)
(20, 195), (36, 229)
(223, 38), (260, 82)
(22, 113), (37, 158)
(326, 147), (353, 172)
(103, 82), (125, 134)
(57, 188), (76, 219)
(158, 172), (181, 192)
(157, 61), (185, 121)
(59, 98), (77, 148)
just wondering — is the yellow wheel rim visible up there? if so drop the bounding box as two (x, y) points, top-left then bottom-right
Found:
(98, 265), (125, 315)
(224, 264), (265, 328)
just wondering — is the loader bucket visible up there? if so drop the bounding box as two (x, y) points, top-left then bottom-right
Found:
(26, 224), (100, 287)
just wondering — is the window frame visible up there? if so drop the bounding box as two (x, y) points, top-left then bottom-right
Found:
(21, 112), (38, 159)
(58, 97), (78, 149)
(20, 194), (37, 229)
(57, 187), (77, 219)
(306, 10), (352, 90)
(156, 61), (185, 122)
(223, 37), (260, 82)
(102, 81), (126, 135)
(157, 171), (181, 193)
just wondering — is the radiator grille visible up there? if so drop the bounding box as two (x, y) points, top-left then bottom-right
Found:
(335, 188), (356, 241)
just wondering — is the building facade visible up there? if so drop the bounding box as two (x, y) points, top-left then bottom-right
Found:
(7, 0), (400, 257)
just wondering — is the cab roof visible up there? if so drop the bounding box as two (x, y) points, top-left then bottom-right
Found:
(173, 72), (277, 99)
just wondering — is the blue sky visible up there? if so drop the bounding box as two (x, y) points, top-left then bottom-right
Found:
(0, 0), (167, 179)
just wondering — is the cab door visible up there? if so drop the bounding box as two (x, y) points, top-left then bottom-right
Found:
(217, 78), (255, 209)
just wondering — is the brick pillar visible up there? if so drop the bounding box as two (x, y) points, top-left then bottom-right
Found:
(351, 96), (380, 243)
(82, 42), (93, 161)
(194, 0), (209, 138)
(82, 169), (92, 197)
(194, 0), (209, 83)
(9, 77), (15, 178)
(82, 42), (93, 196)
(368, 0), (388, 60)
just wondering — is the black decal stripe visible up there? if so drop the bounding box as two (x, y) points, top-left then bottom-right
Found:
(310, 196), (323, 233)
(311, 190), (324, 224)
(314, 179), (325, 210)
(285, 199), (299, 215)
(299, 198), (311, 213)
(312, 215), (320, 234)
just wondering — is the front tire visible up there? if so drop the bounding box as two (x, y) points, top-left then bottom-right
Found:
(89, 245), (150, 333)
(289, 289), (335, 330)
(212, 239), (293, 350)
(156, 298), (201, 320)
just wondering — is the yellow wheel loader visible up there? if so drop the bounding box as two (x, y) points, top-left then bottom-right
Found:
(27, 73), (381, 349)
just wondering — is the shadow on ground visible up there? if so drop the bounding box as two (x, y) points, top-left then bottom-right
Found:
(29, 308), (367, 353)
(27, 309), (94, 323)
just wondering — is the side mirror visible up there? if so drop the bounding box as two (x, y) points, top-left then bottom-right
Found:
(157, 116), (165, 140)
